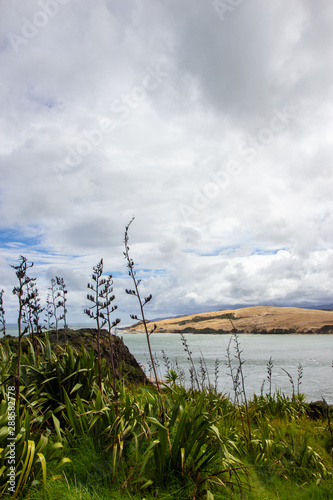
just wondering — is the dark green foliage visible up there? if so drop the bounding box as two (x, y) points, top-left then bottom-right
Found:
(179, 326), (234, 334)
(0, 399), (70, 497)
(22, 333), (103, 410)
(178, 312), (238, 325)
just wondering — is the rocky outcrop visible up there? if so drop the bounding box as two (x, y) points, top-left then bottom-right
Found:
(3, 328), (148, 385)
(50, 328), (148, 384)
(307, 400), (333, 419)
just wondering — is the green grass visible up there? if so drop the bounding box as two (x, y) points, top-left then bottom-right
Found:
(17, 393), (333, 500)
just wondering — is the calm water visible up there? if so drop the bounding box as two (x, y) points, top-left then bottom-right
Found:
(120, 333), (333, 403)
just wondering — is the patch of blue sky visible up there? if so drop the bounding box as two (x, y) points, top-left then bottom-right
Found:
(183, 246), (287, 257)
(106, 268), (167, 278)
(251, 248), (286, 256)
(0, 228), (41, 248)
(202, 246), (241, 256)
(103, 270), (124, 278)
(0, 228), (81, 265)
(181, 246), (240, 257)
(138, 268), (167, 275)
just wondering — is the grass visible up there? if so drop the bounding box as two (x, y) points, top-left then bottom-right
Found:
(20, 409), (333, 500)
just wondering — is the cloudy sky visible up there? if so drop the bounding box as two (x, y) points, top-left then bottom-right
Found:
(1, 0), (333, 326)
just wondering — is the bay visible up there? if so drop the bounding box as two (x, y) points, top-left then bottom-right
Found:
(120, 333), (333, 404)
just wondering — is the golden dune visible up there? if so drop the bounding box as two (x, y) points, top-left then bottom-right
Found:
(126, 306), (333, 334)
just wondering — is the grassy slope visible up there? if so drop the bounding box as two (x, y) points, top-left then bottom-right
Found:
(22, 392), (333, 500)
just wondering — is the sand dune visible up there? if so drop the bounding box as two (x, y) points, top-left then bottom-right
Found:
(126, 306), (333, 334)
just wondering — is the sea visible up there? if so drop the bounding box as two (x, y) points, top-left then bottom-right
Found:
(4, 325), (333, 403)
(120, 332), (333, 404)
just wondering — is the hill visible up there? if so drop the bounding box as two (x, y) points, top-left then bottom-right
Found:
(125, 306), (333, 334)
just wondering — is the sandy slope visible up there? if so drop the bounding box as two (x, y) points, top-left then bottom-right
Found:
(126, 306), (333, 334)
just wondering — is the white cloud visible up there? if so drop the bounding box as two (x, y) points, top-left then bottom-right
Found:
(1, 0), (333, 325)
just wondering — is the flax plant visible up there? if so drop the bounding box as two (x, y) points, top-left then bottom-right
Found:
(297, 362), (303, 396)
(0, 289), (6, 339)
(56, 276), (68, 341)
(267, 356), (273, 396)
(99, 272), (121, 413)
(11, 255), (35, 401)
(22, 333), (101, 410)
(0, 400), (70, 497)
(85, 259), (113, 393)
(49, 278), (59, 343)
(281, 367), (295, 397)
(124, 217), (160, 393)
(44, 293), (55, 331)
(226, 333), (252, 450)
(180, 333), (200, 391)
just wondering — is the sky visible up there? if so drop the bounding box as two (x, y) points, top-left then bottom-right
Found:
(1, 0), (333, 327)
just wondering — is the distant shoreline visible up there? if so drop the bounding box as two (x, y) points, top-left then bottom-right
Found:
(121, 329), (333, 335)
